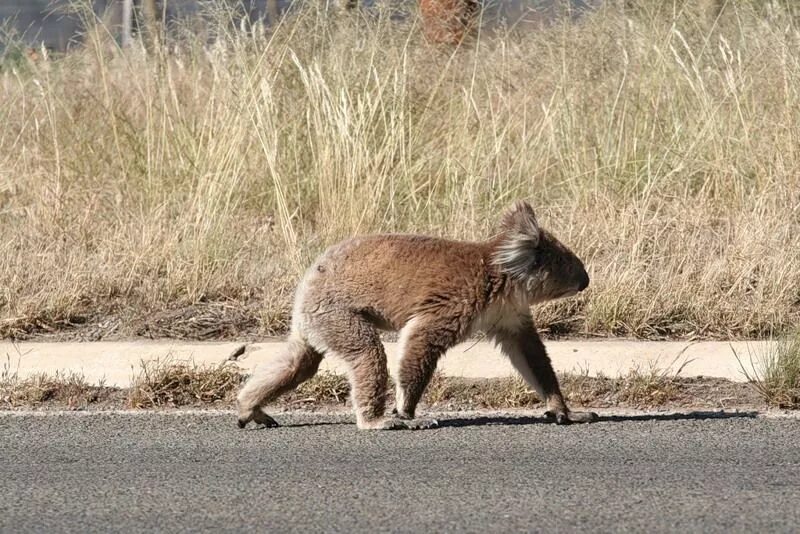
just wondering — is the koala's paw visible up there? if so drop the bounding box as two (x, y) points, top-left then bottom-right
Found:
(361, 417), (439, 430)
(544, 410), (598, 425)
(237, 408), (280, 429)
(404, 418), (439, 430)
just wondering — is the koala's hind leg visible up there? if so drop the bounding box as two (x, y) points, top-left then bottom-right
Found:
(496, 320), (598, 425)
(236, 337), (323, 428)
(392, 315), (460, 427)
(310, 310), (407, 430)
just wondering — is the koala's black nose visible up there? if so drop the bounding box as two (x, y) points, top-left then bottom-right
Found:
(578, 272), (590, 292)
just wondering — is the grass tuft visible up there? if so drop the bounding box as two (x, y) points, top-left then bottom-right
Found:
(291, 371), (351, 404)
(126, 358), (244, 408)
(735, 330), (800, 409)
(614, 366), (682, 408)
(1, 366), (101, 409)
(423, 373), (541, 408)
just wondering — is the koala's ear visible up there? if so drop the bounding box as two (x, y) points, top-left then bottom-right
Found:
(499, 200), (540, 244)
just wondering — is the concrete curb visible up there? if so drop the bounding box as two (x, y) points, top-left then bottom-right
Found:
(1, 339), (771, 388)
(1, 341), (243, 388)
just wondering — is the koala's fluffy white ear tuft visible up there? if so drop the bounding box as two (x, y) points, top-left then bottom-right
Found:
(492, 200), (542, 279)
(499, 200), (540, 245)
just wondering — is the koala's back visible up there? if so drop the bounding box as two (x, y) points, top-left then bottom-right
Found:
(296, 234), (492, 330)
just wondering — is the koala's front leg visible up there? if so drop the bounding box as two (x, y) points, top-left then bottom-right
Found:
(495, 319), (598, 425)
(390, 315), (460, 429)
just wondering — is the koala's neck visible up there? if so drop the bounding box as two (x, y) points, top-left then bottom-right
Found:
(468, 246), (532, 337)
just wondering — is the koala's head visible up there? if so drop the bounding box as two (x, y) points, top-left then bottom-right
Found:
(491, 200), (590, 304)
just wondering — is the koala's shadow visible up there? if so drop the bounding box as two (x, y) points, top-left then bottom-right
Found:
(241, 421), (351, 430)
(437, 410), (760, 428)
(239, 411), (760, 431)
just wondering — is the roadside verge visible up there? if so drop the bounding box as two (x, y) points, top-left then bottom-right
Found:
(1, 339), (769, 387)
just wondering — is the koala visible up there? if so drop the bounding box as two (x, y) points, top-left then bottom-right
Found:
(237, 200), (597, 430)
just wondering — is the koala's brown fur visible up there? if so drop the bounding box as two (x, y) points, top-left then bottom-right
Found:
(237, 200), (596, 430)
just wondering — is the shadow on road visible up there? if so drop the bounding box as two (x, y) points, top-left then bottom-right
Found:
(240, 420), (353, 430)
(595, 411), (760, 423)
(438, 411), (760, 428)
(239, 411), (761, 430)
(281, 421), (353, 428)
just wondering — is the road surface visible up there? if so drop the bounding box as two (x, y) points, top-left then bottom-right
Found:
(1, 411), (798, 533)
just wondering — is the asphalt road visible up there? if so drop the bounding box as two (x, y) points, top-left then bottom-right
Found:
(1, 411), (799, 533)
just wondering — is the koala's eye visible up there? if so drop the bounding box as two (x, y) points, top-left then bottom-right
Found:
(528, 250), (544, 268)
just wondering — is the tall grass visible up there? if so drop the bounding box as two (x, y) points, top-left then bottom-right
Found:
(1, 1), (799, 340)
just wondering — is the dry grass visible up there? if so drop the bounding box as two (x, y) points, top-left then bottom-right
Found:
(0, 358), (765, 411)
(613, 367), (682, 407)
(424, 372), (540, 408)
(289, 371), (352, 404)
(126, 358), (243, 408)
(422, 367), (685, 410)
(1, 360), (103, 408)
(119, 360), (700, 411)
(1, 1), (799, 341)
(735, 329), (800, 408)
